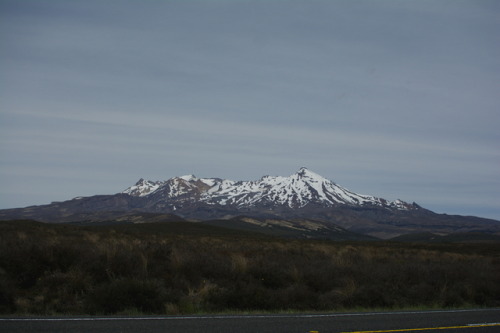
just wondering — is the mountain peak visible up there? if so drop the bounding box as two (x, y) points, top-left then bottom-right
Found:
(178, 174), (197, 182)
(123, 178), (164, 197)
(134, 178), (148, 185)
(295, 167), (324, 180)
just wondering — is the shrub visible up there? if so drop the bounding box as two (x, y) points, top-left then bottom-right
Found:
(1, 220), (499, 314)
(85, 278), (167, 314)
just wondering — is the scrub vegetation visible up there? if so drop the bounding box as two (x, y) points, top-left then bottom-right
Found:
(0, 220), (499, 315)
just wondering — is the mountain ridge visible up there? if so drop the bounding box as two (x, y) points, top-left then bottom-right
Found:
(1, 167), (499, 239)
(122, 167), (419, 212)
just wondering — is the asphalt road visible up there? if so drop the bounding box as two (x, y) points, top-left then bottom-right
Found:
(1, 308), (499, 333)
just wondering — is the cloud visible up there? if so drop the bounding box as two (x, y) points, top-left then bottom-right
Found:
(1, 0), (499, 219)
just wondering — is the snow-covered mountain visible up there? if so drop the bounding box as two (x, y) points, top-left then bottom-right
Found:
(3, 167), (500, 239)
(122, 167), (416, 211)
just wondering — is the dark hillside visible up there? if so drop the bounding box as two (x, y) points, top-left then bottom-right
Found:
(391, 232), (500, 243)
(202, 216), (377, 241)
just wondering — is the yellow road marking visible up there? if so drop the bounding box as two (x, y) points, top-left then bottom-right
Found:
(343, 322), (500, 333)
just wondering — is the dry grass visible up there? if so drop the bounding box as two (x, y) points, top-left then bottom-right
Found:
(0, 220), (499, 314)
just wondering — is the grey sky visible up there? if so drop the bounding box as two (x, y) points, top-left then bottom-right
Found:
(1, 0), (499, 219)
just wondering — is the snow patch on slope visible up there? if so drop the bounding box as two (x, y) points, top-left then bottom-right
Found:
(122, 179), (164, 197)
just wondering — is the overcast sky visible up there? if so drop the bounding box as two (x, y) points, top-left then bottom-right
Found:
(1, 0), (499, 219)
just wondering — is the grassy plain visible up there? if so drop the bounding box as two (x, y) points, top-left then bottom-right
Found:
(0, 220), (499, 315)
